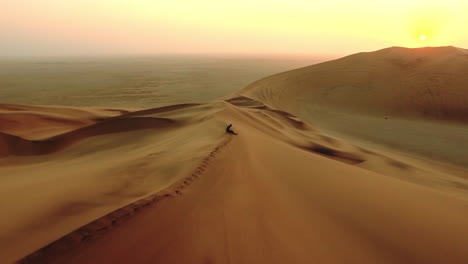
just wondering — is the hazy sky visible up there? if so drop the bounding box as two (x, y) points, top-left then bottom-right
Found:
(2, 0), (468, 56)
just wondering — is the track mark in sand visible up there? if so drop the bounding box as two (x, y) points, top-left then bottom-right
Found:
(16, 135), (234, 264)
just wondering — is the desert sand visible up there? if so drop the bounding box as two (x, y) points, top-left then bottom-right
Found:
(1, 47), (468, 264)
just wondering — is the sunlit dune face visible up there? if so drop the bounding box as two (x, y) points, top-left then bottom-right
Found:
(420, 35), (427, 41)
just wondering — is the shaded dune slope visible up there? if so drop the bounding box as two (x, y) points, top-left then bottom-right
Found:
(0, 104), (133, 139)
(0, 116), (175, 157)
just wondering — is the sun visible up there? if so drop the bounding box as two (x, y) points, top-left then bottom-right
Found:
(419, 35), (427, 41)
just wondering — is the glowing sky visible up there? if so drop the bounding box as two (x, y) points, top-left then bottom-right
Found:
(2, 0), (468, 56)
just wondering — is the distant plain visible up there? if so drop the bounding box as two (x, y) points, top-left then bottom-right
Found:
(0, 55), (324, 108)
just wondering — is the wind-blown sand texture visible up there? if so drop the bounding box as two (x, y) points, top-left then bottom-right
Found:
(1, 47), (468, 263)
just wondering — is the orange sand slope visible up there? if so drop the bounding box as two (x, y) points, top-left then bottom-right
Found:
(2, 95), (468, 264)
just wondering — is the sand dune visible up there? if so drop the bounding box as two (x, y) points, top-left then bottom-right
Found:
(242, 46), (468, 167)
(243, 46), (468, 122)
(2, 47), (468, 263)
(2, 96), (466, 264)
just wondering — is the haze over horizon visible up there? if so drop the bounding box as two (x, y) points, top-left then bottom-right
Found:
(3, 0), (468, 57)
